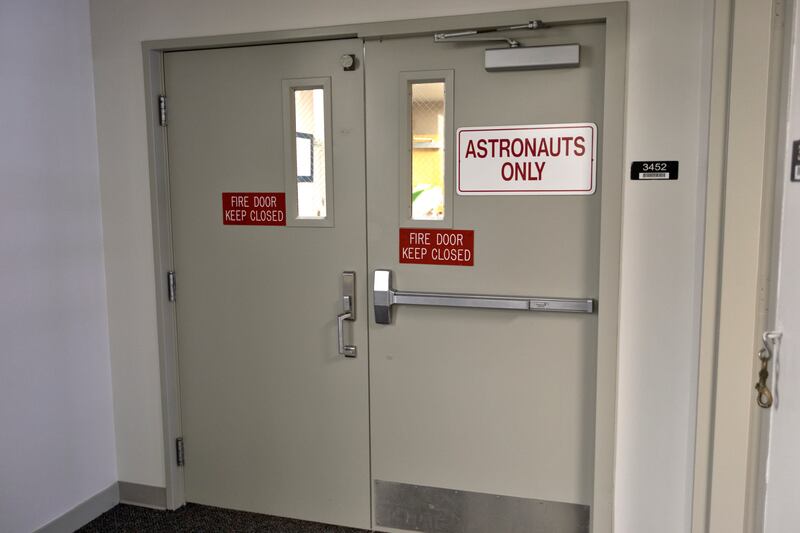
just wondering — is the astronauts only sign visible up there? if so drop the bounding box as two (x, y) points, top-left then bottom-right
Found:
(456, 123), (597, 195)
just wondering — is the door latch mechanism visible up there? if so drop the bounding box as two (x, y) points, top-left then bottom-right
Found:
(337, 272), (357, 357)
(755, 331), (782, 408)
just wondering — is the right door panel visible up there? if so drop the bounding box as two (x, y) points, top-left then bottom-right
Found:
(366, 22), (607, 527)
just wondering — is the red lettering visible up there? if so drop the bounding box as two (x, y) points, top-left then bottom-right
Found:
(514, 162), (526, 179)
(548, 137), (561, 157)
(535, 161), (546, 179)
(487, 138), (499, 157)
(511, 138), (524, 158)
(562, 136), (574, 156)
(501, 162), (514, 181)
(499, 138), (510, 157)
(538, 138), (550, 157)
(574, 136), (585, 156)
(462, 134), (588, 159)
(465, 140), (477, 158)
(525, 138), (537, 157)
(477, 139), (488, 158)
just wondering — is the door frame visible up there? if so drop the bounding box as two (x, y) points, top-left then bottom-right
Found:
(142, 4), (627, 530)
(690, 0), (790, 531)
(754, 0), (800, 526)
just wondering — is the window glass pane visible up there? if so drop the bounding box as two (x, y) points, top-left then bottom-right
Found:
(294, 88), (326, 218)
(411, 81), (445, 221)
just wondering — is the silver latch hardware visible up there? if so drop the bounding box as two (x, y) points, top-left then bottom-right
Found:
(176, 437), (185, 467)
(158, 95), (167, 127)
(167, 271), (176, 302)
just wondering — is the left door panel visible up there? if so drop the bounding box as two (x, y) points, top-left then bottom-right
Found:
(164, 40), (370, 528)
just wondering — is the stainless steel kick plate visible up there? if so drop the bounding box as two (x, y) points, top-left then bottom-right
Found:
(374, 480), (589, 533)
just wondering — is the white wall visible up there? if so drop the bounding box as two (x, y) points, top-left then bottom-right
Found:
(88, 1), (712, 531)
(0, 1), (117, 532)
(763, 2), (800, 530)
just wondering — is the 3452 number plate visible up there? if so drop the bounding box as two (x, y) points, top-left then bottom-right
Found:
(630, 160), (678, 180)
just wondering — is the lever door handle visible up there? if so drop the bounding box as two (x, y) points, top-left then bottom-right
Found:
(338, 272), (357, 357)
(337, 307), (356, 357)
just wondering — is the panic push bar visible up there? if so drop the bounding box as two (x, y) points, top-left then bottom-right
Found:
(373, 269), (594, 325)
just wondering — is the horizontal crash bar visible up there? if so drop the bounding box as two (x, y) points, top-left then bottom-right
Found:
(393, 291), (593, 312)
(373, 269), (594, 325)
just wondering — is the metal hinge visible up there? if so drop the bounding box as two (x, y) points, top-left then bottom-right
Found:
(167, 271), (176, 302)
(158, 95), (167, 126)
(176, 437), (185, 467)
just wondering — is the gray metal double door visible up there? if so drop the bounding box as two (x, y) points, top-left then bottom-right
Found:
(166, 22), (608, 532)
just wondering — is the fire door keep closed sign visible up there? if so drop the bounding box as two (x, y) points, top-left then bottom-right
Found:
(399, 229), (474, 266)
(222, 192), (286, 226)
(456, 123), (597, 195)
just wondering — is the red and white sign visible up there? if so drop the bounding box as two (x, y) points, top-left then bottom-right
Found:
(399, 228), (474, 266)
(457, 123), (597, 195)
(222, 192), (286, 226)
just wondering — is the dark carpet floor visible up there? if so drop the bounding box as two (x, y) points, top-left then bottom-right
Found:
(78, 504), (372, 532)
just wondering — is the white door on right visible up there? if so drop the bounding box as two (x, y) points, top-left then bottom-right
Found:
(760, 4), (800, 530)
(365, 17), (623, 533)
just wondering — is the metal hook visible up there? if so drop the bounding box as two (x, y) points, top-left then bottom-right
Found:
(756, 379), (774, 408)
(755, 331), (782, 409)
(762, 330), (781, 359)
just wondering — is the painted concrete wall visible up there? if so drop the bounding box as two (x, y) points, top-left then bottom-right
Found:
(88, 1), (712, 531)
(0, 1), (117, 532)
(763, 3), (800, 531)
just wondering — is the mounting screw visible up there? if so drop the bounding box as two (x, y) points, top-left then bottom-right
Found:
(340, 54), (357, 71)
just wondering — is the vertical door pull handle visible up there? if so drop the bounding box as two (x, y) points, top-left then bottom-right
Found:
(338, 272), (357, 357)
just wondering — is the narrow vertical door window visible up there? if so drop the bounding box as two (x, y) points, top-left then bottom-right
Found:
(410, 81), (445, 220)
(294, 88), (327, 218)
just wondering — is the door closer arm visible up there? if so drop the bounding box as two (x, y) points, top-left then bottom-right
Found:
(434, 20), (545, 48)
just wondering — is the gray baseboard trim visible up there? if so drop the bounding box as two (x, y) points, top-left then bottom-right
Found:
(32, 481), (168, 533)
(35, 483), (119, 533)
(118, 481), (167, 510)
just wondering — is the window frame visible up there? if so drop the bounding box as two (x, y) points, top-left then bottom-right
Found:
(282, 78), (334, 227)
(399, 70), (454, 229)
